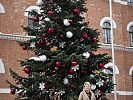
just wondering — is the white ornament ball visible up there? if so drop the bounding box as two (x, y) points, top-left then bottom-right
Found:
(44, 18), (50, 21)
(63, 19), (70, 26)
(83, 52), (90, 59)
(91, 85), (96, 90)
(29, 57), (40, 61)
(39, 55), (47, 61)
(66, 31), (73, 38)
(36, 0), (44, 6)
(63, 78), (69, 85)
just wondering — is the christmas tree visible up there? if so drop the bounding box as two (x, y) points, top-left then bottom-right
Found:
(7, 0), (114, 100)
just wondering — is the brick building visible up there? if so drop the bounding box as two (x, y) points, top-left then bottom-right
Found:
(0, 0), (133, 100)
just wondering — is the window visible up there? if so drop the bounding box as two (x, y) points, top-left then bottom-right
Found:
(28, 11), (39, 30)
(0, 3), (5, 13)
(0, 59), (5, 73)
(28, 12), (34, 29)
(129, 26), (133, 47)
(104, 67), (113, 83)
(128, 0), (133, 3)
(102, 22), (111, 44)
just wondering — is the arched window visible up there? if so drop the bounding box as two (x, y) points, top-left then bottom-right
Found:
(103, 62), (119, 83)
(102, 22), (111, 44)
(24, 6), (40, 30)
(28, 12), (34, 30)
(104, 67), (113, 83)
(129, 26), (133, 47)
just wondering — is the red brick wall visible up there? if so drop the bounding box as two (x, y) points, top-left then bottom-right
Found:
(0, 0), (36, 35)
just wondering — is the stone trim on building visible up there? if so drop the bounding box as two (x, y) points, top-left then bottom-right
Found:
(127, 21), (133, 31)
(0, 32), (35, 41)
(100, 17), (117, 28)
(24, 6), (41, 17)
(0, 33), (133, 52)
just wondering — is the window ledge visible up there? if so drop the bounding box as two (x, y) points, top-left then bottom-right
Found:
(99, 43), (133, 52)
(0, 32), (35, 41)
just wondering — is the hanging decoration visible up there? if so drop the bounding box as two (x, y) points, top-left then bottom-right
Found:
(63, 78), (69, 85)
(71, 61), (77, 66)
(99, 63), (105, 69)
(44, 17), (50, 21)
(66, 31), (73, 38)
(63, 19), (70, 26)
(83, 52), (90, 59)
(33, 16), (39, 22)
(22, 45), (27, 50)
(48, 10), (54, 15)
(10, 89), (15, 95)
(91, 84), (96, 90)
(71, 64), (79, 71)
(39, 55), (47, 61)
(39, 82), (45, 90)
(82, 33), (88, 39)
(24, 67), (31, 74)
(73, 8), (80, 15)
(55, 61), (61, 68)
(59, 42), (66, 49)
(55, 5), (61, 13)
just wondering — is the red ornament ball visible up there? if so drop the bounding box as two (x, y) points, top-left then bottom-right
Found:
(73, 8), (80, 15)
(55, 61), (61, 68)
(92, 37), (97, 42)
(10, 89), (15, 95)
(33, 16), (39, 22)
(42, 33), (47, 38)
(22, 45), (27, 50)
(99, 63), (105, 69)
(60, 34), (65, 39)
(44, 82), (49, 89)
(39, 40), (45, 45)
(48, 28), (55, 33)
(48, 10), (54, 15)
(71, 61), (77, 66)
(69, 69), (75, 74)
(45, 70), (50, 76)
(24, 67), (31, 74)
(82, 33), (88, 39)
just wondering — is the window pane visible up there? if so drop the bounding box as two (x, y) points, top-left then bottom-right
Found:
(129, 26), (133, 47)
(103, 22), (111, 44)
(128, 0), (133, 3)
(105, 67), (113, 83)
(28, 18), (34, 29)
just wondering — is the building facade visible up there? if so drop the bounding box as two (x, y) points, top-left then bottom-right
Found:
(0, 0), (133, 100)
